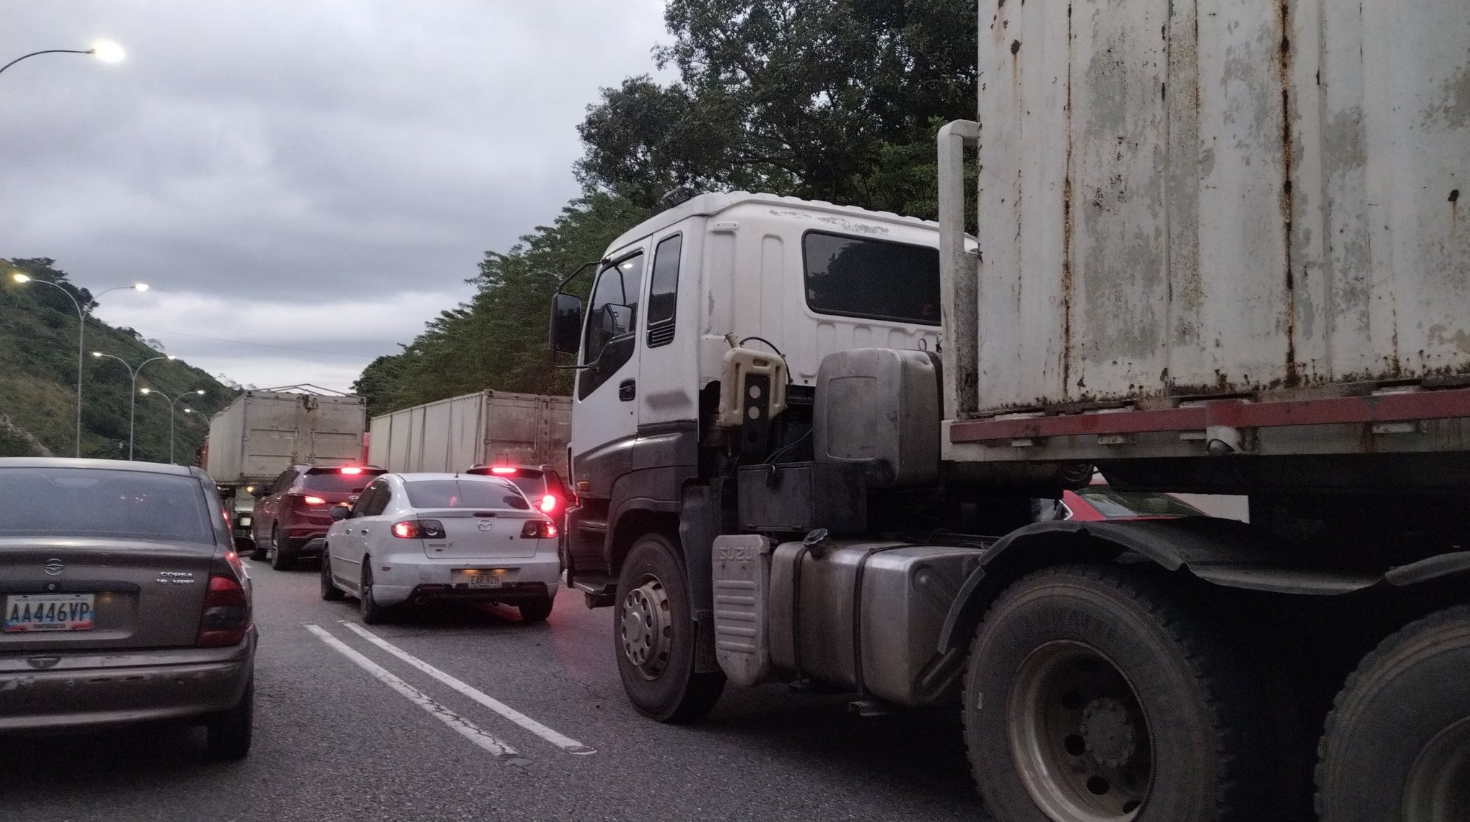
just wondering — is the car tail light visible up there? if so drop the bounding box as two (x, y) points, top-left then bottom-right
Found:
(392, 519), (446, 539)
(302, 495), (327, 507)
(521, 520), (557, 539)
(340, 466), (363, 474)
(197, 574), (249, 647)
(539, 494), (559, 515)
(490, 466), (517, 475)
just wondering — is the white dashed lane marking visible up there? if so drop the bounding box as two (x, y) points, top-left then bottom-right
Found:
(304, 624), (526, 764)
(340, 620), (596, 755)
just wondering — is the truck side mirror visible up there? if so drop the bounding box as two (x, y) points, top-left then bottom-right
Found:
(550, 293), (583, 356)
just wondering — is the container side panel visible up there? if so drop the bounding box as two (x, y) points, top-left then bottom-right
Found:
(1363, 0), (1470, 377)
(367, 414), (390, 466)
(975, 0), (1029, 408)
(1071, 0), (1170, 400)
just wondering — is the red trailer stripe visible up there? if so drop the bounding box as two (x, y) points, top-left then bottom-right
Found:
(948, 389), (1470, 444)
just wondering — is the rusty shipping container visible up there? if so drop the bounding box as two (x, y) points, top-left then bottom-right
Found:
(366, 390), (571, 474)
(957, 0), (1468, 415)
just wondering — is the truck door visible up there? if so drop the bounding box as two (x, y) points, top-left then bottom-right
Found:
(569, 251), (646, 569)
(636, 232), (696, 426)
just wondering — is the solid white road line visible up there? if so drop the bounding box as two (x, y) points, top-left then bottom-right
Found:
(304, 624), (524, 762)
(340, 620), (596, 755)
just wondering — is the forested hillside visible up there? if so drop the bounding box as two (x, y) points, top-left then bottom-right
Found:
(355, 0), (974, 417)
(0, 258), (234, 461)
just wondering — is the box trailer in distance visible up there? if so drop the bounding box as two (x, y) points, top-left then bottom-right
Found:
(204, 389), (366, 547)
(366, 390), (570, 474)
(547, 1), (1470, 820)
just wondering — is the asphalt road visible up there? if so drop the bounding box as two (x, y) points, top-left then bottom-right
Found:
(0, 558), (993, 822)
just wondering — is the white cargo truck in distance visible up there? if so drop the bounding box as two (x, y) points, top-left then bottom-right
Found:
(365, 389), (570, 474)
(547, 2), (1470, 821)
(204, 390), (367, 547)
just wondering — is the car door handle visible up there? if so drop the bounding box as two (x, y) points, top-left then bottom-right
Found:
(618, 379), (636, 401)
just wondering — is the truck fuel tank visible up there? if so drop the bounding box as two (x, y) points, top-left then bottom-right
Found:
(711, 534), (983, 707)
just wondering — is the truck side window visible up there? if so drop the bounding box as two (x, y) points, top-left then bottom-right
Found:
(802, 231), (941, 326)
(646, 234), (682, 348)
(578, 253), (645, 399)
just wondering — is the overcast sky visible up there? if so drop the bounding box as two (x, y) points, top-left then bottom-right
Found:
(1, 0), (669, 391)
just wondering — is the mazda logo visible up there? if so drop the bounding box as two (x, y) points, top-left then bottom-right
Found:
(44, 558), (64, 576)
(477, 520), (494, 531)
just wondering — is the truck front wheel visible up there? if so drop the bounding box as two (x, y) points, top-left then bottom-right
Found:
(1316, 604), (1470, 822)
(613, 533), (724, 722)
(963, 564), (1269, 822)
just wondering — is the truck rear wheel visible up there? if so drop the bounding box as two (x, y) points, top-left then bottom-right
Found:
(963, 564), (1269, 822)
(613, 533), (724, 722)
(1316, 605), (1470, 822)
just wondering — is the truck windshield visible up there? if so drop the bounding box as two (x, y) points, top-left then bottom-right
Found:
(404, 479), (530, 510)
(0, 467), (214, 542)
(803, 231), (941, 325)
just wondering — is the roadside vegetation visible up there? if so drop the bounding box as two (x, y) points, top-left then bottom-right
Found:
(0, 258), (231, 459)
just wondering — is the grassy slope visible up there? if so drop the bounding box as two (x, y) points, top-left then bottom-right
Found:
(0, 273), (235, 462)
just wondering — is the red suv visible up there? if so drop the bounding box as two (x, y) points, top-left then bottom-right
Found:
(463, 463), (575, 520)
(251, 464), (386, 570)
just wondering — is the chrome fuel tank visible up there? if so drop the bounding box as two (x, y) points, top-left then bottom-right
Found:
(764, 540), (982, 707)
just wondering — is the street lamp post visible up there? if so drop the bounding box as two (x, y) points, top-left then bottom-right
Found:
(0, 41), (125, 77)
(9, 273), (148, 457)
(92, 352), (175, 460)
(139, 388), (206, 464)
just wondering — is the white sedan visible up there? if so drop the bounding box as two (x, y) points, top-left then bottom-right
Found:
(319, 473), (560, 623)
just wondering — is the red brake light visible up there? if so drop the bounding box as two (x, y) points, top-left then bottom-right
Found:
(340, 467), (363, 474)
(197, 574), (249, 647)
(546, 522), (557, 538)
(520, 520), (557, 539)
(490, 466), (517, 475)
(393, 521), (417, 539)
(539, 494), (558, 514)
(302, 495), (327, 507)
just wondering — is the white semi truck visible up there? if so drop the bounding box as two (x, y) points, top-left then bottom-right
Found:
(547, 2), (1469, 820)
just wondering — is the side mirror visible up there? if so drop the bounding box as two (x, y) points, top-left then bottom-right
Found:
(550, 293), (584, 356)
(250, 487), (269, 499)
(330, 505), (351, 520)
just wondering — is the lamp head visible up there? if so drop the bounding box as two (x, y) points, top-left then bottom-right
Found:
(11, 273), (30, 284)
(91, 351), (103, 358)
(166, 355), (177, 361)
(139, 388), (152, 395)
(90, 40), (125, 63)
(194, 389), (206, 395)
(133, 282), (149, 292)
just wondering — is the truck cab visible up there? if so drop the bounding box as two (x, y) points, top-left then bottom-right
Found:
(552, 192), (942, 592)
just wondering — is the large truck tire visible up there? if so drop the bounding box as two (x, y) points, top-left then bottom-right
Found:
(963, 564), (1270, 822)
(1316, 604), (1470, 822)
(613, 533), (725, 722)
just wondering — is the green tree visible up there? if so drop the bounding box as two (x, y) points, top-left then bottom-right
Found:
(577, 0), (976, 216)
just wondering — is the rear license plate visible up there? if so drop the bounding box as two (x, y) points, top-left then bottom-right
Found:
(456, 571), (502, 588)
(4, 593), (96, 633)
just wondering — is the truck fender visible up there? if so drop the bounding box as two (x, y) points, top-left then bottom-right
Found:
(936, 517), (1387, 653)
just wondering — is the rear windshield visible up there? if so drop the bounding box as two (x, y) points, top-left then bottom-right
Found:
(1074, 486), (1202, 519)
(302, 471), (381, 493)
(803, 231), (941, 326)
(0, 467), (215, 542)
(505, 472), (545, 499)
(404, 479), (530, 511)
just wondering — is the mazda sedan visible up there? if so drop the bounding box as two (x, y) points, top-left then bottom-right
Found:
(320, 472), (560, 624)
(0, 458), (256, 760)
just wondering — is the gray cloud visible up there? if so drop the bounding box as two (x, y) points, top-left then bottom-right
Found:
(2, 0), (669, 390)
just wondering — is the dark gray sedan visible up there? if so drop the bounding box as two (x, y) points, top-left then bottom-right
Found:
(0, 458), (256, 760)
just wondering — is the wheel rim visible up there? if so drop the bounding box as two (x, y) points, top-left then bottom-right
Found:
(1403, 716), (1470, 821)
(619, 573), (672, 680)
(1007, 640), (1153, 822)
